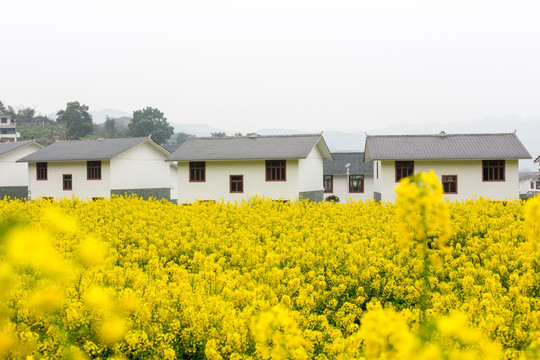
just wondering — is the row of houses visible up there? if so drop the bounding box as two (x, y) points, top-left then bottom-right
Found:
(0, 132), (535, 203)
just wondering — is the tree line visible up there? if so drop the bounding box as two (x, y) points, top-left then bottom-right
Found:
(0, 100), (190, 145)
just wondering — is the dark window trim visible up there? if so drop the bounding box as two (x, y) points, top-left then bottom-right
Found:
(87, 160), (102, 180)
(349, 175), (364, 193)
(37, 162), (48, 181)
(189, 161), (206, 182)
(323, 175), (333, 193)
(395, 161), (414, 182)
(266, 160), (286, 182)
(482, 160), (505, 182)
(63, 174), (72, 191)
(442, 175), (458, 194)
(230, 175), (244, 193)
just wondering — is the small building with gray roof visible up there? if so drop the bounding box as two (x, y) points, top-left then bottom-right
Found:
(17, 137), (174, 201)
(0, 141), (43, 199)
(323, 151), (374, 202)
(364, 132), (531, 202)
(167, 133), (333, 203)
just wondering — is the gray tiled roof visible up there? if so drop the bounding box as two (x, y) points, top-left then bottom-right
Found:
(162, 144), (182, 153)
(17, 137), (164, 162)
(0, 141), (40, 157)
(364, 133), (531, 161)
(324, 152), (373, 175)
(167, 134), (332, 161)
(520, 171), (540, 182)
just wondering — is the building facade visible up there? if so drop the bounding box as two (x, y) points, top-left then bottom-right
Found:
(18, 137), (172, 200)
(364, 133), (531, 202)
(323, 151), (374, 202)
(0, 141), (43, 199)
(168, 134), (333, 203)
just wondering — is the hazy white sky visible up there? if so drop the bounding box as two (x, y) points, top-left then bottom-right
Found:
(2, 0), (539, 133)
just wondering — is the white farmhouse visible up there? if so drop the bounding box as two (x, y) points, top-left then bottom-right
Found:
(18, 137), (173, 200)
(0, 141), (43, 199)
(323, 151), (374, 202)
(519, 172), (540, 198)
(364, 132), (532, 202)
(167, 134), (333, 203)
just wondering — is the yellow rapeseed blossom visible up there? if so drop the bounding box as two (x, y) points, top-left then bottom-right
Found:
(0, 193), (536, 358)
(97, 316), (126, 345)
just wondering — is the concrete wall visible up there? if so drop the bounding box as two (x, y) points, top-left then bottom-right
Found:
(323, 174), (374, 202)
(0, 186), (28, 199)
(177, 159), (301, 203)
(378, 159), (521, 202)
(28, 161), (111, 200)
(111, 187), (170, 200)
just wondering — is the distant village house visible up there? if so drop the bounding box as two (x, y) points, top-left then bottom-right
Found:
(167, 134), (333, 203)
(364, 132), (531, 202)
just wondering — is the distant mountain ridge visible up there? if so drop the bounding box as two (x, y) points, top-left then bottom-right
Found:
(89, 109), (540, 170)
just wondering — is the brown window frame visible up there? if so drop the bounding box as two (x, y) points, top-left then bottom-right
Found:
(482, 160), (505, 182)
(87, 161), (102, 180)
(37, 162), (48, 180)
(442, 175), (458, 194)
(230, 175), (244, 193)
(323, 175), (333, 193)
(189, 161), (206, 182)
(63, 174), (72, 191)
(266, 160), (286, 181)
(395, 161), (414, 182)
(349, 175), (364, 193)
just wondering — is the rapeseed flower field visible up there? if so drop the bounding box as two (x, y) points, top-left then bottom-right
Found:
(1, 171), (540, 359)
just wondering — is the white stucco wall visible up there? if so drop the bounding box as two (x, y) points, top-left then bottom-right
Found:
(28, 161), (111, 200)
(298, 147), (325, 193)
(323, 174), (374, 202)
(377, 159), (521, 202)
(170, 164), (178, 201)
(177, 159), (300, 203)
(0, 144), (42, 187)
(110, 142), (170, 190)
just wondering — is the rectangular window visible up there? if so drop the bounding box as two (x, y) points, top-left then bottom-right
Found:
(63, 174), (72, 191)
(87, 161), (102, 180)
(536, 181), (540, 190)
(266, 160), (286, 181)
(349, 175), (364, 193)
(189, 162), (206, 182)
(230, 175), (244, 193)
(323, 175), (333, 193)
(376, 162), (379, 179)
(482, 160), (505, 181)
(442, 175), (458, 194)
(37, 162), (48, 180)
(395, 161), (414, 182)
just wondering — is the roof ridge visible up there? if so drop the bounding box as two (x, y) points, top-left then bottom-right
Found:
(366, 132), (517, 138)
(191, 133), (322, 140)
(52, 137), (148, 144)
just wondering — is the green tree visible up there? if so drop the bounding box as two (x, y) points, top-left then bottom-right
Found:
(171, 132), (193, 145)
(211, 132), (226, 137)
(128, 107), (174, 144)
(16, 107), (35, 123)
(56, 101), (93, 140)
